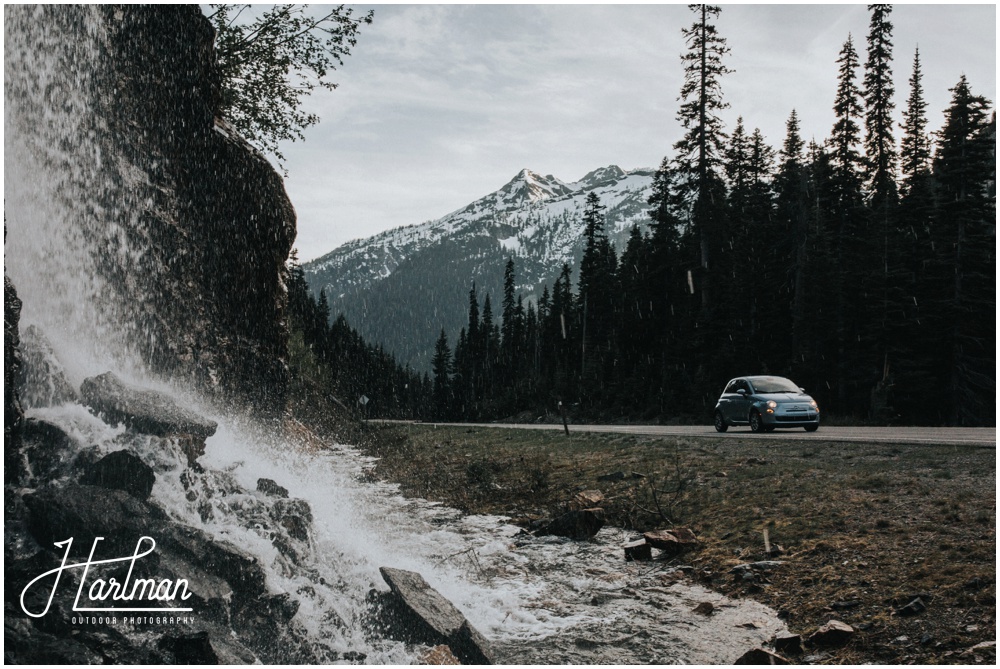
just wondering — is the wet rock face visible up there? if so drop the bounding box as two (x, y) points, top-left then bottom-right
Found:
(80, 371), (218, 438)
(375, 567), (496, 665)
(8, 6), (294, 416)
(98, 6), (295, 416)
(5, 275), (24, 484)
(79, 450), (157, 501)
(19, 325), (78, 409)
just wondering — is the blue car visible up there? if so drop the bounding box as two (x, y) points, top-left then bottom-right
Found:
(714, 375), (820, 433)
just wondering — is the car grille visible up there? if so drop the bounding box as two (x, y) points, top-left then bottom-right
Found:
(776, 414), (817, 422)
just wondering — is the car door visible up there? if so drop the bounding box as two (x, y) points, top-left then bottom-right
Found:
(730, 379), (753, 423)
(720, 379), (741, 422)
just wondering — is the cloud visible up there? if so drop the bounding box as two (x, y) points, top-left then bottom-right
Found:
(281, 4), (996, 261)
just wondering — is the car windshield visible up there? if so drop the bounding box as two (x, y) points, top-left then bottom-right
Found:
(750, 377), (800, 394)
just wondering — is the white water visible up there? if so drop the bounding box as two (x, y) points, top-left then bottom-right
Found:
(6, 5), (785, 663)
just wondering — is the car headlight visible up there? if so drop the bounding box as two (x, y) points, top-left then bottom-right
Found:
(766, 400), (778, 409)
(809, 400), (818, 408)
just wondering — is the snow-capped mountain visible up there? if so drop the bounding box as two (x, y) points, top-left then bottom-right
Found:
(303, 165), (656, 370)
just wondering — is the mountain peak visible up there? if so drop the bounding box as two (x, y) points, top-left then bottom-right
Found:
(498, 168), (572, 204)
(575, 165), (626, 190)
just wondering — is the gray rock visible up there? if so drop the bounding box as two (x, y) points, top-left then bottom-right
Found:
(157, 631), (219, 664)
(257, 478), (289, 498)
(270, 498), (313, 543)
(643, 527), (699, 555)
(378, 567), (495, 664)
(772, 631), (803, 655)
(893, 597), (927, 616)
(623, 539), (652, 562)
(79, 449), (156, 501)
(19, 418), (79, 486)
(536, 508), (605, 540)
(809, 620), (855, 647)
(80, 371), (217, 438)
(830, 599), (862, 611)
(23, 483), (157, 554)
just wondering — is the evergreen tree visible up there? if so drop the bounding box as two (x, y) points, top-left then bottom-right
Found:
(829, 35), (866, 204)
(481, 293), (498, 410)
(431, 328), (451, 419)
(899, 48), (931, 193)
(726, 121), (776, 363)
(890, 47), (937, 421)
(671, 4), (732, 316)
(500, 257), (517, 369)
(772, 110), (807, 368)
(577, 192), (618, 397)
(931, 76), (995, 425)
(863, 4), (898, 204)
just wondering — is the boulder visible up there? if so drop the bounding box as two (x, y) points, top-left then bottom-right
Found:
(808, 620), (855, 647)
(155, 523), (268, 604)
(19, 418), (79, 486)
(80, 371), (217, 438)
(157, 631), (219, 664)
(19, 325), (78, 408)
(734, 648), (790, 665)
(536, 508), (605, 540)
(771, 631), (803, 655)
(643, 528), (699, 555)
(23, 483), (157, 554)
(257, 478), (289, 498)
(270, 498), (313, 543)
(570, 489), (605, 510)
(623, 539), (652, 562)
(79, 449), (156, 501)
(4, 617), (102, 664)
(378, 567), (495, 665)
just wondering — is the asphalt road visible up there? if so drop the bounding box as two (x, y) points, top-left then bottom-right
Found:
(388, 421), (996, 447)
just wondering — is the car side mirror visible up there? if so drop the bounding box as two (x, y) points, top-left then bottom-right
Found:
(736, 389), (746, 395)
(799, 387), (806, 393)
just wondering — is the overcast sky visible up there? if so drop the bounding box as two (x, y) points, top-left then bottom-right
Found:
(274, 3), (997, 261)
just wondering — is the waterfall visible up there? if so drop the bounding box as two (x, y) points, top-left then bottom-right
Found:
(5, 5), (147, 385)
(4, 5), (784, 663)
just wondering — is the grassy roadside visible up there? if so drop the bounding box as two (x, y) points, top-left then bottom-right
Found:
(359, 423), (996, 665)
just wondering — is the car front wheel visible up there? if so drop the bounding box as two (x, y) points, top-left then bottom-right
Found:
(749, 410), (765, 433)
(714, 411), (728, 432)
(804, 424), (819, 432)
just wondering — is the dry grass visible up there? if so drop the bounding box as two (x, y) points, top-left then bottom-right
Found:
(361, 424), (996, 665)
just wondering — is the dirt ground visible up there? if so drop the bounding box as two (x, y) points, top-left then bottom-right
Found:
(358, 423), (996, 665)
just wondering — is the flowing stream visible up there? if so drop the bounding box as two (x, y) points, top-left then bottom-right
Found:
(23, 398), (785, 663)
(5, 5), (785, 663)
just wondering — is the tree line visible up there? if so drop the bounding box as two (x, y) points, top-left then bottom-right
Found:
(425, 5), (995, 426)
(287, 252), (431, 420)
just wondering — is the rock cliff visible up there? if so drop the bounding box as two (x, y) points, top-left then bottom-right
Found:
(5, 5), (295, 416)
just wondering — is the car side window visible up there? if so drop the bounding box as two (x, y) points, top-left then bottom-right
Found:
(724, 380), (740, 394)
(736, 380), (751, 394)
